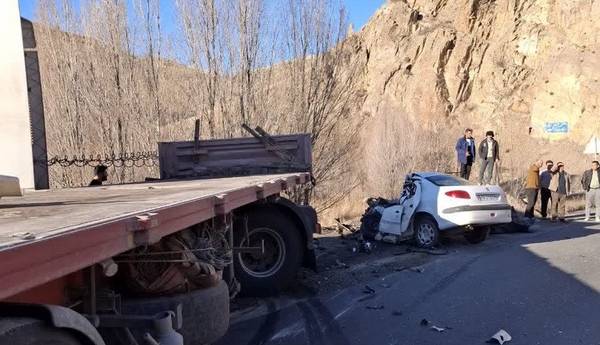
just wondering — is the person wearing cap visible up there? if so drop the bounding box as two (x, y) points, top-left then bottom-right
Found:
(549, 162), (571, 222)
(539, 160), (554, 218)
(581, 160), (600, 222)
(524, 159), (544, 218)
(477, 130), (500, 185)
(89, 165), (108, 186)
(455, 128), (476, 180)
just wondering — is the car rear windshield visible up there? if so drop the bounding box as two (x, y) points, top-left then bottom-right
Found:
(426, 175), (475, 186)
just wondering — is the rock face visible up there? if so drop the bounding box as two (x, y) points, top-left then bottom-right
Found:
(353, 0), (600, 145)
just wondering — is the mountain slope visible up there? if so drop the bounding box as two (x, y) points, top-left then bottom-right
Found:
(354, 0), (600, 143)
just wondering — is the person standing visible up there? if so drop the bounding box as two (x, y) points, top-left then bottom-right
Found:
(549, 162), (571, 222)
(581, 160), (600, 222)
(539, 160), (554, 218)
(478, 130), (500, 185)
(455, 128), (476, 180)
(89, 165), (108, 186)
(524, 160), (544, 218)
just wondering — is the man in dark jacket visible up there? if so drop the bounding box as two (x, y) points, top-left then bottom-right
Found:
(581, 160), (600, 222)
(478, 130), (500, 185)
(89, 165), (108, 186)
(455, 128), (476, 180)
(539, 160), (554, 218)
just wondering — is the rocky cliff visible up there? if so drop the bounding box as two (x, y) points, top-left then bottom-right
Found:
(353, 0), (600, 146)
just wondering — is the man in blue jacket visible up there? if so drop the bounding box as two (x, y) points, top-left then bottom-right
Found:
(455, 128), (476, 180)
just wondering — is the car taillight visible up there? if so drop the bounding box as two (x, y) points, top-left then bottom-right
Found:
(445, 190), (471, 199)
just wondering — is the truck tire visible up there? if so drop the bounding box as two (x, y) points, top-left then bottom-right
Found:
(234, 207), (304, 296)
(0, 317), (83, 345)
(114, 281), (229, 345)
(464, 226), (490, 244)
(413, 215), (440, 248)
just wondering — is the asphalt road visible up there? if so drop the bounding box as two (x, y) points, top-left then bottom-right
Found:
(217, 218), (600, 345)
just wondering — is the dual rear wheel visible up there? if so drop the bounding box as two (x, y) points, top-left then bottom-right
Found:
(233, 207), (304, 296)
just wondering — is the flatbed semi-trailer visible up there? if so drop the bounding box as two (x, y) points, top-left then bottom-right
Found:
(0, 172), (317, 345)
(0, 172), (312, 299)
(0, 133), (318, 345)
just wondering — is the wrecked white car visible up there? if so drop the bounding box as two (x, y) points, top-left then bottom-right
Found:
(360, 172), (512, 248)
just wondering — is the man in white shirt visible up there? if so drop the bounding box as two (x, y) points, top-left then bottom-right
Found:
(582, 160), (600, 222)
(477, 131), (500, 185)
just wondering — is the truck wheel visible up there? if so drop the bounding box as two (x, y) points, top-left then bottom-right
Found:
(464, 226), (490, 244)
(234, 208), (304, 296)
(413, 216), (439, 248)
(0, 317), (82, 345)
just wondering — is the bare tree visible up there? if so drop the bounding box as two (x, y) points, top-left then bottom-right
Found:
(271, 0), (365, 211)
(35, 0), (366, 215)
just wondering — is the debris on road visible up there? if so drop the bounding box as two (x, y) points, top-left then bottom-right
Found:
(431, 326), (446, 332)
(358, 294), (377, 302)
(300, 218), (431, 295)
(420, 319), (430, 326)
(410, 266), (425, 273)
(492, 208), (534, 233)
(360, 240), (373, 253)
(406, 247), (448, 255)
(365, 305), (384, 310)
(392, 310), (403, 316)
(352, 237), (374, 254)
(10, 232), (36, 240)
(335, 218), (357, 237)
(362, 285), (376, 294)
(487, 329), (512, 344)
(335, 259), (349, 269)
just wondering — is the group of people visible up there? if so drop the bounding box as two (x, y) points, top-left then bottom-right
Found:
(455, 128), (600, 222)
(455, 128), (500, 185)
(525, 160), (600, 222)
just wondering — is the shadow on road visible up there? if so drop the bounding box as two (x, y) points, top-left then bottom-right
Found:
(218, 219), (600, 345)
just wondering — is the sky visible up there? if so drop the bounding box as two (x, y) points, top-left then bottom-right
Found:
(18, 0), (385, 31)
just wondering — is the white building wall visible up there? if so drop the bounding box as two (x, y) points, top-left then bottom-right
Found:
(0, 0), (35, 189)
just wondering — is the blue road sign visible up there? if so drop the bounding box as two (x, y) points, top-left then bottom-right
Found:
(544, 121), (569, 133)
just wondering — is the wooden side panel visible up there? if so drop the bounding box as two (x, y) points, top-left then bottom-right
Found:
(159, 134), (312, 179)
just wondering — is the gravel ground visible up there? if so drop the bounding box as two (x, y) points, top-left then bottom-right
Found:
(300, 229), (431, 293)
(230, 224), (442, 321)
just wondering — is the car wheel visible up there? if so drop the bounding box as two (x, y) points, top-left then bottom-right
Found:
(233, 207), (304, 296)
(413, 216), (439, 248)
(464, 226), (490, 244)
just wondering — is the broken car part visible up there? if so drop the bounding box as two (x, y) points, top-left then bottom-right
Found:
(487, 329), (512, 344)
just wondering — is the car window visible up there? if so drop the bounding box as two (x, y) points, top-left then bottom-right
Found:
(426, 175), (475, 186)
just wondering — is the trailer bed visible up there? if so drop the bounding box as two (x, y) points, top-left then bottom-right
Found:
(0, 173), (310, 299)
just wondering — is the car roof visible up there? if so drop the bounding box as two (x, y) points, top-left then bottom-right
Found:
(412, 172), (449, 178)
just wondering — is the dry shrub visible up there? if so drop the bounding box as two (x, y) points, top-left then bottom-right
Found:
(363, 112), (454, 198)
